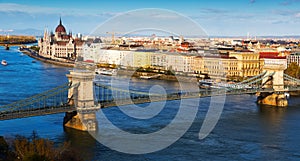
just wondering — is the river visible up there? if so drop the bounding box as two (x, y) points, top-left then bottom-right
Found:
(0, 46), (300, 161)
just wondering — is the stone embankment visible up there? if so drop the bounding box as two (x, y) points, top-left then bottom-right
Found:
(20, 48), (75, 68)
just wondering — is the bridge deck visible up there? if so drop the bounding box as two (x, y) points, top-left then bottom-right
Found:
(1, 83), (300, 120)
(0, 105), (75, 121)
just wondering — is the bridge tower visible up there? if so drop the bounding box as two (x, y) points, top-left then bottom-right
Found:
(257, 58), (288, 107)
(64, 70), (100, 131)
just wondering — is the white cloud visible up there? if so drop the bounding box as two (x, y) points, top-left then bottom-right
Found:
(281, 0), (300, 5)
(0, 3), (56, 13)
(0, 3), (118, 18)
(295, 12), (300, 17)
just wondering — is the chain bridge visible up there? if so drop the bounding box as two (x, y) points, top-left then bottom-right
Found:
(1, 68), (300, 130)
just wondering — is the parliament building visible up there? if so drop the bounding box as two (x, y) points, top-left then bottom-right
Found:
(38, 18), (84, 61)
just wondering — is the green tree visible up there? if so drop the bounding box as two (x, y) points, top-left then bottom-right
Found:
(285, 62), (300, 78)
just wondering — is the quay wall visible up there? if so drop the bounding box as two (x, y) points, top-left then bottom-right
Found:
(21, 49), (75, 68)
(116, 70), (198, 82)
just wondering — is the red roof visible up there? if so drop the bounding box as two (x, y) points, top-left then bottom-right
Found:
(56, 41), (67, 45)
(259, 52), (280, 59)
(55, 18), (66, 33)
(261, 56), (286, 59)
(85, 60), (94, 63)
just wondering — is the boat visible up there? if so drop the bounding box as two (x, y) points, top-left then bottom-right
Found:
(95, 68), (117, 76)
(198, 80), (214, 89)
(139, 74), (161, 79)
(1, 60), (7, 66)
(5, 44), (9, 50)
(32, 60), (36, 63)
(284, 92), (290, 99)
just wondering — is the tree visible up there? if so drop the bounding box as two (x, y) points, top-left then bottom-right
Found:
(1, 131), (83, 161)
(0, 136), (10, 161)
(285, 62), (300, 78)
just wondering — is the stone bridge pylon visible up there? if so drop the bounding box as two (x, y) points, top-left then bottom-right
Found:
(64, 70), (100, 131)
(257, 59), (288, 107)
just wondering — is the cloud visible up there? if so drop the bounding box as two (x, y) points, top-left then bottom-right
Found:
(0, 3), (118, 18)
(0, 3), (56, 13)
(250, 0), (256, 4)
(295, 12), (300, 17)
(200, 8), (229, 14)
(271, 20), (290, 24)
(280, 0), (300, 5)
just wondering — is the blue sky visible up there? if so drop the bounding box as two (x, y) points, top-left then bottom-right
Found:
(0, 0), (300, 36)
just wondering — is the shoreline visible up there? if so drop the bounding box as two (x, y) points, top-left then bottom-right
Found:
(0, 41), (37, 46)
(20, 48), (75, 68)
(19, 48), (300, 89)
(19, 48), (198, 82)
(116, 70), (199, 82)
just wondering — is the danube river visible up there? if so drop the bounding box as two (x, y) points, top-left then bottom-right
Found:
(1, 46), (300, 160)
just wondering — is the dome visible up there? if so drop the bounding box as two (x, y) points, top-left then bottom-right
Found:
(55, 18), (66, 33)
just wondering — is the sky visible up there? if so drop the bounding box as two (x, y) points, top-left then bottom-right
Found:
(0, 0), (300, 37)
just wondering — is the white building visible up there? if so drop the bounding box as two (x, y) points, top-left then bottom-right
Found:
(82, 44), (196, 73)
(166, 53), (194, 73)
(287, 53), (300, 66)
(151, 52), (167, 70)
(38, 18), (84, 61)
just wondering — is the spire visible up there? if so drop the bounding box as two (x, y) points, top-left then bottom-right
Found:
(59, 17), (62, 25)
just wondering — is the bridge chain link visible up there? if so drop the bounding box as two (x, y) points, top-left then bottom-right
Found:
(0, 82), (80, 118)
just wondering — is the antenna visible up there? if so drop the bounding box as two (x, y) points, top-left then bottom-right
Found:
(247, 32), (250, 40)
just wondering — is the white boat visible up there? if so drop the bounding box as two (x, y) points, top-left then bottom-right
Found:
(95, 68), (117, 76)
(140, 74), (161, 79)
(1, 60), (7, 66)
(284, 92), (290, 99)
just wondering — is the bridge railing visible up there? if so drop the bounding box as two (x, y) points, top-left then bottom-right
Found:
(284, 74), (300, 84)
(0, 82), (79, 120)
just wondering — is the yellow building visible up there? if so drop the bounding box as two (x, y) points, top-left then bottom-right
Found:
(193, 55), (239, 80)
(193, 56), (204, 74)
(133, 51), (151, 68)
(229, 51), (261, 77)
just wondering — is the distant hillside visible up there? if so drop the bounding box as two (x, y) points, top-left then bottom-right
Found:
(0, 35), (37, 44)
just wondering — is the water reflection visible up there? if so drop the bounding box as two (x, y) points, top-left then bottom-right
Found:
(259, 105), (287, 129)
(63, 128), (97, 161)
(258, 105), (287, 160)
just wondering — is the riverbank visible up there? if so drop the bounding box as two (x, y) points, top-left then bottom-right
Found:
(20, 48), (198, 82)
(20, 48), (75, 68)
(0, 35), (37, 45)
(116, 70), (199, 82)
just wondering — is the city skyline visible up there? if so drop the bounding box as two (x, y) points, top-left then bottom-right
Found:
(1, 0), (300, 37)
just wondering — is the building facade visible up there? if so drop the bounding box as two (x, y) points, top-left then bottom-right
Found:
(193, 55), (238, 79)
(229, 51), (261, 77)
(165, 53), (195, 73)
(38, 18), (84, 61)
(287, 53), (300, 66)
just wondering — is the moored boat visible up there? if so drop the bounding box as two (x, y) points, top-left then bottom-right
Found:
(95, 68), (117, 76)
(139, 74), (161, 79)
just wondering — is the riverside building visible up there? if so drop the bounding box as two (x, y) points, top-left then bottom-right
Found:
(38, 18), (84, 61)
